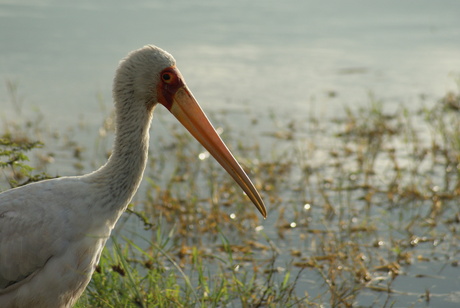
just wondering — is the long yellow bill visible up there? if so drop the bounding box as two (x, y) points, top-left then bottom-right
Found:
(165, 85), (267, 218)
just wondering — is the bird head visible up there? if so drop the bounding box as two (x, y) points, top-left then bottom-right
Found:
(114, 45), (267, 218)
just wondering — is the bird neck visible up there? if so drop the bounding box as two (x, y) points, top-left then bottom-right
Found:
(87, 98), (154, 217)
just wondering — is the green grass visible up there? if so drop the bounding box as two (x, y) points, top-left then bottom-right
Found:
(1, 85), (460, 307)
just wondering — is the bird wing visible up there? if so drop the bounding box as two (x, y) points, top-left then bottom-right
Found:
(0, 181), (70, 290)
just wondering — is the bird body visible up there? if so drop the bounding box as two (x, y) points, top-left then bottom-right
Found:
(0, 45), (266, 307)
(0, 158), (148, 307)
(0, 178), (108, 307)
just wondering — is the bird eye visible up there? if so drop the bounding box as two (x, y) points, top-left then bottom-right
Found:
(162, 72), (173, 83)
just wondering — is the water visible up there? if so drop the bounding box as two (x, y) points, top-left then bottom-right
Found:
(1, 1), (460, 306)
(1, 0), (459, 124)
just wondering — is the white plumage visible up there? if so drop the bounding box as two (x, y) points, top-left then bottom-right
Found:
(0, 45), (266, 307)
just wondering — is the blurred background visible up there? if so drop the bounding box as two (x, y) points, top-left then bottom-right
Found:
(1, 0), (459, 124)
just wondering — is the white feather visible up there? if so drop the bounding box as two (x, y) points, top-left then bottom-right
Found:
(0, 45), (175, 307)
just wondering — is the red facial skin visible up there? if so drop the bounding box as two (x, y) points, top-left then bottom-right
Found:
(157, 66), (186, 110)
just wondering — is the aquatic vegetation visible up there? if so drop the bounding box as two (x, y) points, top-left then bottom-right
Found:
(1, 88), (459, 307)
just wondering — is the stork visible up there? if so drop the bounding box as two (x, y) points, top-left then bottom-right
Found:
(0, 45), (266, 307)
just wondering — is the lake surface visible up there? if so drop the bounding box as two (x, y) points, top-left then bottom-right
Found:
(1, 1), (460, 306)
(1, 0), (459, 124)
